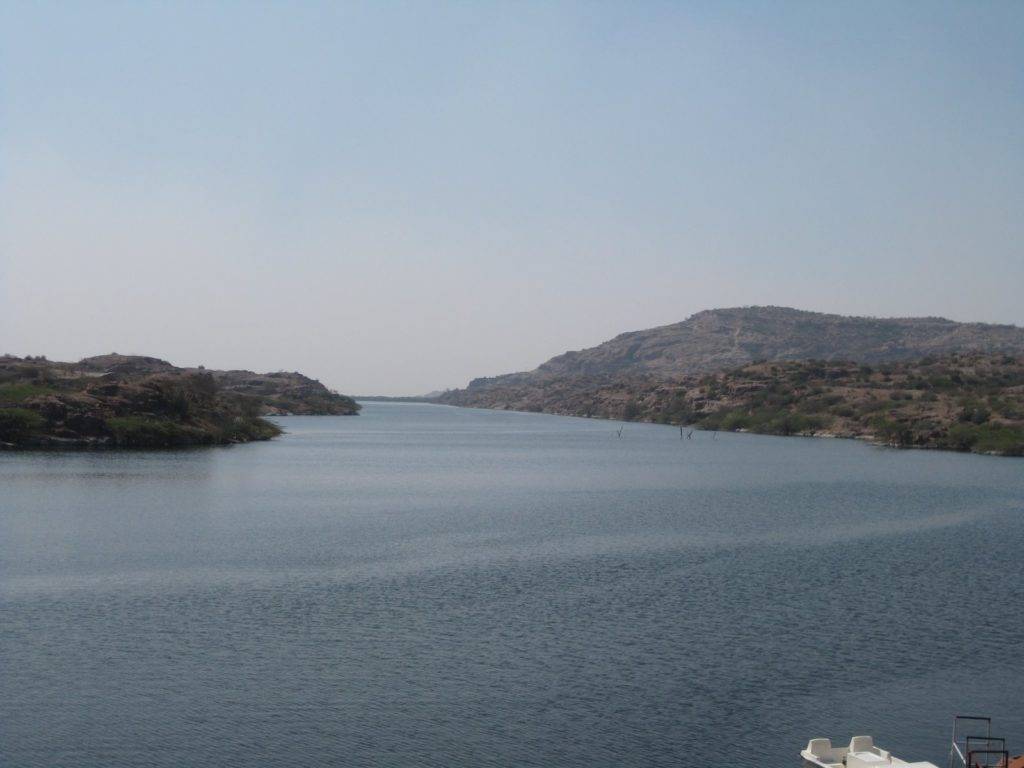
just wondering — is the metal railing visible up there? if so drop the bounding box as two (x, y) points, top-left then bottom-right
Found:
(950, 716), (1008, 768)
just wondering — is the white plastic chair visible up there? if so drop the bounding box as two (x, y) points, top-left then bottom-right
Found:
(850, 736), (875, 754)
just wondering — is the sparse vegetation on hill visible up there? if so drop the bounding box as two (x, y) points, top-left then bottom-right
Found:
(439, 307), (1024, 456)
(75, 354), (361, 416)
(463, 307), (1024, 391)
(439, 354), (1024, 456)
(0, 354), (359, 450)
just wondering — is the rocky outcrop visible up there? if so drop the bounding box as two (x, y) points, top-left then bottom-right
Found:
(0, 354), (359, 450)
(211, 370), (359, 415)
(74, 354), (361, 415)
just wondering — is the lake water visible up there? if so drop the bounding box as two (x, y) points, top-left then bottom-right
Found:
(2, 402), (1022, 767)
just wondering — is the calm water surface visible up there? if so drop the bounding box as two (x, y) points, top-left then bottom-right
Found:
(2, 403), (1022, 767)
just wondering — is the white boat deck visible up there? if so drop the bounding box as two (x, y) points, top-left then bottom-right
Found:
(801, 736), (940, 768)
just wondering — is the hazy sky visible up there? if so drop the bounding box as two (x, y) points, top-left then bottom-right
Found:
(2, 2), (1022, 394)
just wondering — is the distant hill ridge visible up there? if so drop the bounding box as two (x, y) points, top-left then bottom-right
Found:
(464, 306), (1024, 389)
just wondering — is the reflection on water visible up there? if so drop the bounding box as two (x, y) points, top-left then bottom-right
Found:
(2, 404), (1022, 767)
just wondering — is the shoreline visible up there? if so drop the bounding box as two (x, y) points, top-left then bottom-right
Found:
(434, 401), (1024, 458)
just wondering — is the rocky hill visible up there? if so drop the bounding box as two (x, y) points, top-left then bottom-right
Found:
(438, 307), (1024, 456)
(76, 355), (360, 415)
(450, 306), (1024, 394)
(0, 354), (359, 449)
(442, 354), (1024, 456)
(550, 306), (1024, 374)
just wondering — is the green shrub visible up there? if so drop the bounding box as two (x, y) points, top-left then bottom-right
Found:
(0, 408), (45, 441)
(871, 417), (915, 447)
(0, 383), (52, 404)
(217, 417), (282, 442)
(958, 405), (991, 424)
(974, 425), (1024, 455)
(105, 416), (208, 448)
(621, 400), (642, 420)
(941, 424), (979, 452)
(999, 403), (1023, 420)
(766, 411), (828, 435)
(860, 399), (890, 414)
(703, 406), (828, 436)
(940, 423), (1024, 455)
(719, 410), (751, 430)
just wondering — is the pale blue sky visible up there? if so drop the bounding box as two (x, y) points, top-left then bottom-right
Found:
(2, 2), (1022, 394)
